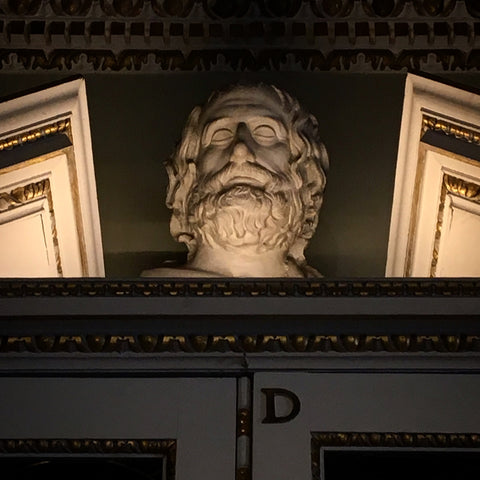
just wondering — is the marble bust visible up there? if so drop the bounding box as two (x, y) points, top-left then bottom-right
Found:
(142, 83), (329, 278)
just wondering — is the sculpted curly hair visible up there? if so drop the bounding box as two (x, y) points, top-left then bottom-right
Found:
(164, 83), (329, 276)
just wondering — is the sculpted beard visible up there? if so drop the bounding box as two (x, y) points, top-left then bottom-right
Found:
(188, 163), (304, 252)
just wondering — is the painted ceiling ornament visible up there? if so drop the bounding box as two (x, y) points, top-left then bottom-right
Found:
(142, 83), (329, 278)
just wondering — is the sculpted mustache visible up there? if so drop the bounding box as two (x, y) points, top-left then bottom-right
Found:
(199, 163), (287, 193)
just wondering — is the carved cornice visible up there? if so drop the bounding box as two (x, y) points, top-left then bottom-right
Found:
(1, 280), (479, 358)
(2, 1), (480, 72)
(0, 0), (471, 19)
(311, 431), (480, 480)
(2, 48), (480, 72)
(1, 278), (480, 297)
(1, 334), (480, 354)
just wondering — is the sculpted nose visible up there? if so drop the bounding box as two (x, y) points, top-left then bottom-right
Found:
(229, 123), (254, 164)
(230, 142), (253, 164)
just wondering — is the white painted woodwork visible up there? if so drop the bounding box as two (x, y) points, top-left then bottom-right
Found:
(386, 73), (480, 277)
(0, 78), (104, 277)
(0, 197), (57, 277)
(253, 372), (480, 480)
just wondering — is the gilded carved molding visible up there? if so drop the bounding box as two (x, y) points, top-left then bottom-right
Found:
(0, 120), (73, 275)
(422, 115), (480, 146)
(0, 178), (49, 212)
(1, 280), (478, 357)
(0, 438), (176, 455)
(430, 173), (480, 276)
(1, 334), (480, 354)
(0, 179), (63, 275)
(311, 431), (480, 480)
(444, 174), (480, 200)
(0, 438), (176, 480)
(0, 119), (71, 152)
(404, 115), (480, 277)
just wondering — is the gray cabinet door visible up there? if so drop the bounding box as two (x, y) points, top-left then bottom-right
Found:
(0, 377), (237, 480)
(253, 372), (480, 480)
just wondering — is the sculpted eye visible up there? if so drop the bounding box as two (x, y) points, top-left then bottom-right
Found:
(252, 124), (277, 143)
(210, 128), (233, 145)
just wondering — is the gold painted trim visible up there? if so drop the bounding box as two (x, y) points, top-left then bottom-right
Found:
(430, 174), (448, 277)
(0, 178), (49, 212)
(0, 438), (176, 480)
(0, 116), (84, 275)
(444, 174), (480, 200)
(0, 119), (71, 152)
(0, 141), (89, 276)
(422, 115), (480, 144)
(237, 408), (251, 437)
(235, 417), (251, 480)
(0, 147), (71, 176)
(405, 142), (428, 276)
(64, 142), (89, 276)
(406, 116), (480, 276)
(0, 179), (62, 275)
(236, 377), (252, 480)
(311, 431), (480, 480)
(1, 334), (479, 354)
(430, 173), (480, 276)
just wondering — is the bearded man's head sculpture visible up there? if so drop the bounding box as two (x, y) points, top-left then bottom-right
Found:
(143, 83), (328, 278)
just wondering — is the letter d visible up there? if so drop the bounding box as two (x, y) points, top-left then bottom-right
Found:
(261, 388), (301, 424)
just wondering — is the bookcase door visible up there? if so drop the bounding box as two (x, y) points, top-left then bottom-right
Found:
(253, 372), (480, 480)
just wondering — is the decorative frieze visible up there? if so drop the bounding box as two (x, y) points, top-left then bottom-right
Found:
(1, 333), (480, 354)
(1, 277), (480, 297)
(2, 0), (480, 71)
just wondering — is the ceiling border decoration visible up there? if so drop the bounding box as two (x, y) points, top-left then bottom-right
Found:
(1, 0), (480, 73)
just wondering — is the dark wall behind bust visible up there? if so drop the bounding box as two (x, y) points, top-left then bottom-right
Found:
(3, 71), (475, 277)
